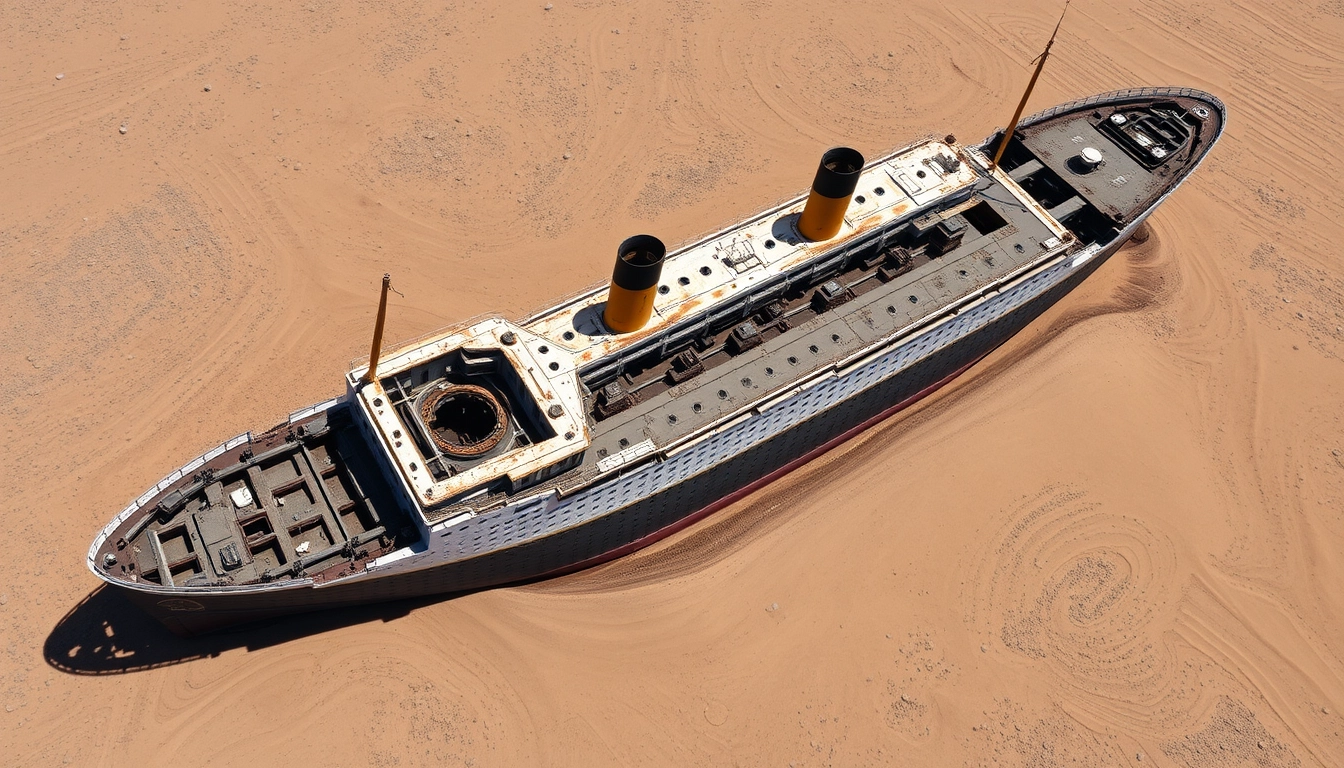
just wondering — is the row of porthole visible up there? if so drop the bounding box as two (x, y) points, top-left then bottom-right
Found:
(657, 265), (717, 295)
(589, 311), (990, 497)
(853, 186), (887, 206)
(532, 343), (566, 372)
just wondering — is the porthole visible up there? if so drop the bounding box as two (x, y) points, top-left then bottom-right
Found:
(658, 285), (670, 295)
(373, 397), (383, 406)
(908, 295), (918, 303)
(1014, 243), (1025, 253)
(717, 389), (729, 400)
(700, 265), (712, 276)
(668, 414), (678, 424)
(916, 169), (927, 178)
(562, 330), (575, 341)
(765, 366), (775, 376)
(788, 356), (798, 365)
(764, 239), (776, 249)
(958, 269), (968, 277)
(831, 333), (841, 343)
(548, 361), (560, 371)
(618, 438), (629, 448)
(678, 276), (690, 286)
(855, 195), (867, 204)
(741, 377), (753, 387)
(692, 402), (703, 413)
(886, 305), (896, 314)
(874, 186), (886, 196)
(809, 344), (819, 354)
(538, 345), (549, 354)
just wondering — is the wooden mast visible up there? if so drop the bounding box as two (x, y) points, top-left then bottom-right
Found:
(361, 273), (392, 385)
(988, 1), (1071, 173)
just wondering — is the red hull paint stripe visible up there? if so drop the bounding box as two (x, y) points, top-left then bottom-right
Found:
(533, 351), (987, 581)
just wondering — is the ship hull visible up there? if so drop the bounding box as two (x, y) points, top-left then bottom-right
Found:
(115, 220), (1135, 635)
(93, 86), (1226, 636)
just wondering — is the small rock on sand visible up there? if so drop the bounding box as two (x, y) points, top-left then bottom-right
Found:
(203, 84), (212, 92)
(0, 594), (8, 605)
(766, 602), (778, 612)
(562, 152), (572, 160)
(55, 73), (65, 80)
(544, 2), (553, 8)
(118, 124), (128, 134)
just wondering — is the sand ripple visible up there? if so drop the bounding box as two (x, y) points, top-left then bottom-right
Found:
(973, 486), (1201, 731)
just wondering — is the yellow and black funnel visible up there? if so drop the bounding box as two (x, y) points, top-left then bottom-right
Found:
(797, 146), (865, 241)
(603, 234), (666, 333)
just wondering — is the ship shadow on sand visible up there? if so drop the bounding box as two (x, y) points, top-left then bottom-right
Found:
(43, 585), (452, 676)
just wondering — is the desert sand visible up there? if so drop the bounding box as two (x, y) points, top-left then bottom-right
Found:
(2, 0), (1342, 764)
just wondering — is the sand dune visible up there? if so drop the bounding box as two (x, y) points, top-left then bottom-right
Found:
(3, 0), (1343, 764)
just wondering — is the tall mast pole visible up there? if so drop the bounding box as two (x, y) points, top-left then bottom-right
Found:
(361, 273), (392, 385)
(989, 1), (1071, 173)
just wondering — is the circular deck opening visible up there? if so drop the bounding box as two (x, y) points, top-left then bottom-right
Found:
(420, 384), (509, 457)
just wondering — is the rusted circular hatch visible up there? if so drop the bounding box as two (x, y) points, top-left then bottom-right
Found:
(419, 383), (510, 457)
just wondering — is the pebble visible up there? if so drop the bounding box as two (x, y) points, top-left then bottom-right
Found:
(1333, 449), (1340, 457)
(1136, 753), (1143, 761)
(55, 73), (65, 80)
(423, 131), (436, 139)
(0, 594), (8, 605)
(766, 602), (779, 612)
(292, 163), (302, 171)
(203, 84), (212, 92)
(544, 2), (552, 8)
(1323, 706), (1331, 714)
(1257, 741), (1265, 749)
(118, 124), (128, 134)
(4, 704), (13, 713)
(562, 152), (571, 160)
(1296, 311), (1305, 319)
(980, 644), (988, 652)
(120, 34), (128, 40)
